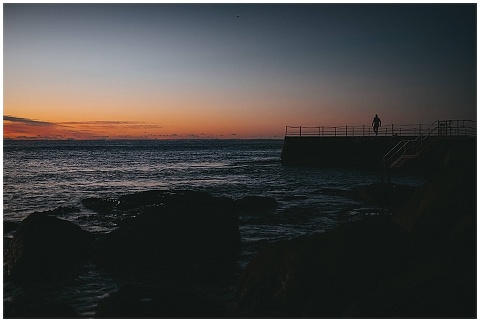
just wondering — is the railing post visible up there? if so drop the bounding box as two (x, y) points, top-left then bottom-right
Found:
(334, 127), (337, 137)
(299, 126), (302, 137)
(420, 124), (423, 147)
(319, 127), (321, 137)
(345, 125), (348, 136)
(363, 125), (365, 136)
(322, 126), (324, 136)
(391, 124), (394, 136)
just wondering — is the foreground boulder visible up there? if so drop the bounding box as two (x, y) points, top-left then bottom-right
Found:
(235, 216), (412, 317)
(5, 212), (93, 281)
(92, 190), (241, 281)
(344, 251), (476, 318)
(235, 196), (278, 212)
(95, 283), (226, 318)
(393, 160), (476, 255)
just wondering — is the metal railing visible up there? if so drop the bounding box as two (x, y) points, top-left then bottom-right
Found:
(286, 120), (476, 138)
(285, 123), (429, 137)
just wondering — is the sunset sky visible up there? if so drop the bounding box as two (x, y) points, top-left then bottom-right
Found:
(3, 3), (477, 139)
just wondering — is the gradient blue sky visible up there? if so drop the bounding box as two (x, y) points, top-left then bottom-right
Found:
(4, 3), (477, 139)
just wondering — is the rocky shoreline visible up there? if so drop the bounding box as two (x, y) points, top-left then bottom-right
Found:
(3, 150), (476, 317)
(3, 191), (277, 318)
(236, 147), (476, 318)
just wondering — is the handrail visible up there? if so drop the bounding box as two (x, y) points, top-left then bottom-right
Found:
(383, 121), (437, 164)
(286, 120), (476, 138)
(285, 123), (428, 137)
(383, 120), (476, 170)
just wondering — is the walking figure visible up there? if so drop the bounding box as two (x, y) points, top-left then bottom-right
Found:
(372, 114), (381, 136)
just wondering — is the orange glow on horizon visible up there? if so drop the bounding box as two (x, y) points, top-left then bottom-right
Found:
(3, 115), (287, 140)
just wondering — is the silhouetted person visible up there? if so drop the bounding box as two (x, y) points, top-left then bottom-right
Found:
(372, 114), (381, 136)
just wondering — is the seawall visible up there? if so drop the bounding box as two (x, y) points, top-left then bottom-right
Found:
(281, 136), (416, 168)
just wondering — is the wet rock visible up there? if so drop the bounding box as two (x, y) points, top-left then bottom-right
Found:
(235, 216), (412, 317)
(82, 197), (118, 213)
(117, 189), (216, 210)
(34, 206), (79, 216)
(319, 184), (417, 210)
(5, 212), (93, 281)
(95, 283), (226, 318)
(92, 191), (241, 281)
(235, 196), (278, 212)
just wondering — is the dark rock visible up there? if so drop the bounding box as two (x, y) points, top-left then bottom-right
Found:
(344, 254), (476, 318)
(4, 301), (78, 318)
(350, 183), (418, 209)
(4, 237), (12, 278)
(236, 148), (476, 318)
(117, 189), (216, 210)
(5, 212), (93, 281)
(4, 221), (20, 234)
(117, 190), (167, 210)
(96, 283), (226, 318)
(34, 206), (79, 216)
(235, 216), (413, 317)
(82, 197), (118, 213)
(393, 158), (476, 255)
(235, 196), (278, 212)
(343, 157), (476, 318)
(92, 191), (241, 281)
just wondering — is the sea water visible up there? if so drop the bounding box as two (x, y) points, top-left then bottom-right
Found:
(3, 139), (425, 316)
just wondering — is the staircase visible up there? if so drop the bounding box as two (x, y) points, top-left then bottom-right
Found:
(390, 153), (418, 168)
(383, 120), (476, 176)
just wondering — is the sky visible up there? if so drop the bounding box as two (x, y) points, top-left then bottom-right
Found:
(3, 3), (477, 139)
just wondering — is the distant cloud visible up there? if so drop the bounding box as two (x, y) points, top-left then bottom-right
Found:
(4, 115), (54, 126)
(59, 120), (163, 130)
(3, 115), (166, 140)
(62, 121), (146, 125)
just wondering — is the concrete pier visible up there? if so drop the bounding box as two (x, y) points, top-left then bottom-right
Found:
(281, 135), (476, 171)
(281, 136), (416, 168)
(281, 121), (476, 169)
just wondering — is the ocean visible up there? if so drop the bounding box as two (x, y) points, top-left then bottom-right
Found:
(3, 139), (425, 316)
